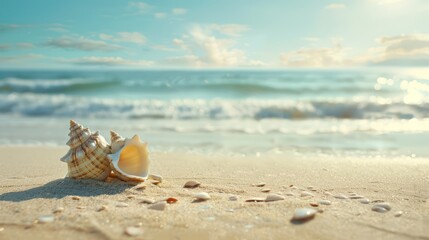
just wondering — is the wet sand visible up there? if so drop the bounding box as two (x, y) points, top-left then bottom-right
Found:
(0, 147), (428, 240)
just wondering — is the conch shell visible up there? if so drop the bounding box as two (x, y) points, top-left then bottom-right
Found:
(60, 120), (111, 180)
(107, 133), (150, 182)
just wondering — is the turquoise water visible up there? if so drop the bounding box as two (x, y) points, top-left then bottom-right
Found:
(0, 69), (428, 157)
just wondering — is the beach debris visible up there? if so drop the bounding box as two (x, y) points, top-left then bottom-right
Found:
(38, 215), (55, 223)
(228, 195), (238, 201)
(52, 207), (64, 214)
(71, 196), (81, 201)
(265, 194), (285, 202)
(108, 133), (150, 182)
(148, 174), (163, 182)
(60, 120), (112, 180)
(291, 208), (317, 222)
(245, 197), (265, 202)
(310, 202), (319, 207)
(116, 202), (129, 208)
(359, 198), (370, 204)
(124, 226), (144, 237)
(300, 191), (314, 197)
(148, 201), (167, 211)
(166, 197), (178, 204)
(140, 198), (155, 204)
(97, 205), (108, 212)
(194, 192), (211, 201)
(261, 188), (271, 193)
(372, 202), (391, 213)
(184, 180), (201, 188)
(394, 211), (403, 217)
(319, 200), (331, 205)
(255, 182), (266, 187)
(334, 194), (348, 199)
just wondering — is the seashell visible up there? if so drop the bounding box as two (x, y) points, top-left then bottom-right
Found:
(148, 201), (167, 211)
(108, 134), (150, 182)
(359, 198), (370, 204)
(71, 196), (81, 200)
(166, 197), (178, 204)
(255, 182), (266, 187)
(291, 208), (317, 222)
(265, 194), (285, 202)
(38, 215), (55, 223)
(116, 202), (129, 208)
(309, 202), (319, 207)
(97, 205), (108, 212)
(148, 174), (163, 182)
(372, 206), (388, 213)
(300, 191), (314, 197)
(373, 202), (391, 211)
(194, 192), (211, 201)
(228, 195), (238, 201)
(124, 226), (144, 236)
(245, 197), (265, 202)
(60, 120), (111, 181)
(394, 211), (403, 217)
(52, 207), (64, 214)
(110, 130), (125, 154)
(261, 188), (271, 193)
(140, 198), (155, 204)
(184, 180), (201, 188)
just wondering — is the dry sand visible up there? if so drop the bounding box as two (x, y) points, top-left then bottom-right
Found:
(0, 147), (428, 240)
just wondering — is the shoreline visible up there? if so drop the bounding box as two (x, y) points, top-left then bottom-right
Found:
(0, 147), (428, 239)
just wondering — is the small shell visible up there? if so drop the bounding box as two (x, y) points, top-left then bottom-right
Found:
(97, 205), (108, 212)
(108, 134), (150, 182)
(265, 194), (285, 202)
(394, 211), (403, 217)
(245, 197), (265, 202)
(194, 192), (211, 201)
(148, 174), (163, 182)
(38, 215), (55, 223)
(255, 182), (266, 187)
(372, 206), (388, 213)
(310, 202), (319, 207)
(291, 208), (317, 221)
(184, 180), (201, 188)
(148, 201), (167, 211)
(359, 198), (370, 204)
(373, 202), (391, 211)
(140, 198), (155, 204)
(124, 226), (144, 236)
(166, 197), (178, 204)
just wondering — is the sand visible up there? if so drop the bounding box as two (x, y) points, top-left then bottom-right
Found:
(0, 147), (428, 240)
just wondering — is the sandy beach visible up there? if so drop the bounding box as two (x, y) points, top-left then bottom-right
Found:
(0, 147), (428, 240)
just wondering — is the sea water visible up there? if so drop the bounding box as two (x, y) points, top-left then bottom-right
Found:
(0, 69), (428, 157)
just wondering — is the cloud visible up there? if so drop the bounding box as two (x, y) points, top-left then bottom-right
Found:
(0, 24), (26, 32)
(16, 43), (34, 49)
(172, 8), (187, 15)
(280, 40), (347, 67)
(45, 36), (122, 51)
(154, 12), (167, 19)
(371, 34), (429, 66)
(129, 2), (151, 14)
(99, 32), (146, 45)
(66, 56), (153, 67)
(0, 54), (43, 63)
(325, 3), (346, 9)
(167, 24), (261, 67)
(0, 43), (34, 51)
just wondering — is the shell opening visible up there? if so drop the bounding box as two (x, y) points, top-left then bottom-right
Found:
(117, 144), (149, 177)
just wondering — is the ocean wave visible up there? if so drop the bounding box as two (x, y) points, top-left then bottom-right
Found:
(0, 78), (119, 93)
(0, 93), (427, 120)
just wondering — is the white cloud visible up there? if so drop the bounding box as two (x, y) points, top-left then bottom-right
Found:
(0, 54), (43, 62)
(154, 12), (167, 19)
(325, 3), (346, 9)
(209, 24), (249, 37)
(100, 32), (146, 45)
(67, 56), (153, 67)
(172, 8), (187, 15)
(370, 34), (429, 66)
(16, 43), (34, 49)
(45, 36), (122, 51)
(129, 2), (151, 14)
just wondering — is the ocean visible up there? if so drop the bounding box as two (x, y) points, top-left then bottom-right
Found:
(0, 69), (428, 157)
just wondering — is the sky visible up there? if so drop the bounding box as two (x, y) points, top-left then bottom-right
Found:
(1, 0), (429, 69)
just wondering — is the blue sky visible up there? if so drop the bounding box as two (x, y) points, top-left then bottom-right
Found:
(1, 0), (429, 69)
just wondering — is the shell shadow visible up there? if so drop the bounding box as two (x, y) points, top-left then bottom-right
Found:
(0, 178), (132, 202)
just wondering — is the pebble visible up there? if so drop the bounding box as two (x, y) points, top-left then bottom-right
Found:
(334, 194), (348, 199)
(261, 188), (271, 193)
(71, 196), (81, 200)
(38, 215), (55, 223)
(255, 182), (266, 187)
(349, 195), (364, 199)
(394, 211), (403, 217)
(291, 208), (317, 222)
(166, 197), (178, 204)
(265, 194), (285, 202)
(359, 198), (370, 204)
(184, 180), (201, 188)
(124, 226), (144, 236)
(148, 174), (163, 182)
(194, 192), (211, 201)
(97, 205), (108, 212)
(245, 197), (265, 202)
(228, 195), (238, 201)
(285, 192), (295, 196)
(140, 198), (155, 204)
(300, 191), (314, 197)
(372, 206), (388, 213)
(52, 207), (64, 214)
(373, 202), (391, 211)
(116, 202), (129, 208)
(309, 202), (319, 207)
(319, 200), (331, 205)
(148, 201), (167, 211)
